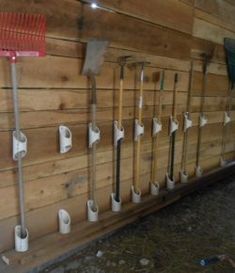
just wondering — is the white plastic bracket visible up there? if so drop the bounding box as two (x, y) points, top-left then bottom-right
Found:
(170, 116), (179, 135)
(13, 131), (27, 161)
(111, 193), (122, 212)
(15, 225), (29, 252)
(89, 123), (100, 148)
(183, 112), (192, 132)
(131, 185), (141, 203)
(59, 126), (72, 154)
(114, 120), (124, 146)
(87, 200), (99, 222)
(58, 209), (71, 234)
(200, 114), (208, 127)
(180, 170), (188, 183)
(135, 119), (144, 141)
(150, 182), (160, 196)
(152, 117), (162, 137)
(166, 173), (175, 190)
(195, 165), (203, 177)
(223, 111), (231, 126)
(220, 157), (227, 167)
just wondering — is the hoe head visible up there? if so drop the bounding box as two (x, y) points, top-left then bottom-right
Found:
(82, 40), (109, 76)
(224, 38), (235, 86)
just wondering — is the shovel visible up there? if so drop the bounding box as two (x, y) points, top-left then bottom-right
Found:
(82, 40), (109, 218)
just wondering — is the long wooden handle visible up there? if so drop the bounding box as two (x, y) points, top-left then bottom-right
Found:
(135, 64), (145, 193)
(151, 70), (165, 183)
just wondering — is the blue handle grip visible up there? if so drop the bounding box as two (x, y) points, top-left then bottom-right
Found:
(200, 256), (220, 266)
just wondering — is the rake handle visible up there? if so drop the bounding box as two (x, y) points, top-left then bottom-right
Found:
(11, 61), (27, 238)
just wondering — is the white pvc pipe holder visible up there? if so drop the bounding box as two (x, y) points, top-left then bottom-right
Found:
(58, 209), (71, 234)
(135, 119), (144, 141)
(150, 182), (160, 196)
(166, 173), (175, 190)
(170, 116), (179, 135)
(152, 117), (162, 137)
(13, 131), (27, 160)
(224, 111), (231, 126)
(87, 200), (99, 222)
(59, 126), (72, 154)
(195, 165), (203, 177)
(89, 123), (100, 148)
(200, 114), (207, 127)
(114, 120), (124, 146)
(183, 112), (192, 132)
(180, 170), (188, 183)
(220, 157), (227, 167)
(131, 185), (141, 203)
(15, 225), (29, 252)
(111, 193), (122, 212)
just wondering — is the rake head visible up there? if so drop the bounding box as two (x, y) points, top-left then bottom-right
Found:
(0, 12), (46, 58)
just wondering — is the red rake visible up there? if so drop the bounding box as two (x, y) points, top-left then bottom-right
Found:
(0, 12), (46, 58)
(0, 12), (46, 251)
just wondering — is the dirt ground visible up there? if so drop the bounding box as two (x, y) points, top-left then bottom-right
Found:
(41, 178), (235, 273)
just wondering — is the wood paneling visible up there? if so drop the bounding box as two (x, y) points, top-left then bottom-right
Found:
(0, 0), (234, 253)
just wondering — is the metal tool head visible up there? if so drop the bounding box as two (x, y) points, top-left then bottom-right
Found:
(118, 55), (133, 66)
(82, 40), (109, 76)
(224, 38), (235, 86)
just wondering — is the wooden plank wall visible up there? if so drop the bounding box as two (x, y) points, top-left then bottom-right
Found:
(0, 0), (235, 251)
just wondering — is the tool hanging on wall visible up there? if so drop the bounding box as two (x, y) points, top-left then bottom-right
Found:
(221, 38), (235, 166)
(195, 52), (213, 177)
(132, 61), (149, 203)
(166, 73), (179, 190)
(150, 70), (165, 195)
(82, 40), (109, 222)
(111, 56), (131, 212)
(0, 12), (46, 252)
(180, 62), (193, 183)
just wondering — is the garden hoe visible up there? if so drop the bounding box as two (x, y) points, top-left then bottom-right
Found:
(166, 73), (179, 190)
(150, 70), (165, 195)
(132, 61), (150, 203)
(195, 51), (213, 177)
(112, 56), (131, 212)
(221, 38), (235, 166)
(0, 12), (46, 252)
(180, 61), (193, 183)
(82, 40), (109, 222)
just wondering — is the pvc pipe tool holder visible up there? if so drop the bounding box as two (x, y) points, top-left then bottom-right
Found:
(13, 131), (27, 160)
(152, 117), (162, 136)
(59, 126), (72, 154)
(135, 119), (144, 141)
(89, 123), (101, 148)
(195, 166), (203, 177)
(199, 115), (208, 127)
(224, 111), (231, 126)
(111, 193), (122, 212)
(58, 209), (71, 234)
(183, 112), (192, 132)
(150, 182), (160, 196)
(131, 185), (141, 203)
(166, 173), (175, 190)
(220, 157), (227, 167)
(87, 200), (99, 222)
(169, 116), (179, 135)
(15, 225), (29, 252)
(180, 170), (188, 183)
(114, 120), (124, 146)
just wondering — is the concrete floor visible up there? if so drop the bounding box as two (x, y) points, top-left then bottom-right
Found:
(41, 178), (235, 273)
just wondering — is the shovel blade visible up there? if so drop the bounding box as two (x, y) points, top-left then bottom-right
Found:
(224, 38), (235, 85)
(82, 40), (109, 76)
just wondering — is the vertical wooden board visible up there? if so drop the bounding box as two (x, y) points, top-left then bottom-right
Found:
(97, 0), (194, 34)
